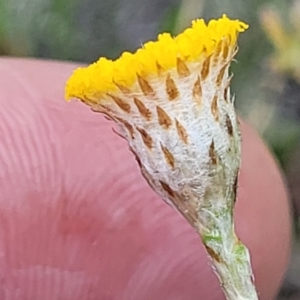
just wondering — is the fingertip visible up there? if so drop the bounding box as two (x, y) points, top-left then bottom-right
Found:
(0, 58), (291, 300)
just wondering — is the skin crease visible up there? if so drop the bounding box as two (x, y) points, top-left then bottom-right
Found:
(0, 58), (291, 300)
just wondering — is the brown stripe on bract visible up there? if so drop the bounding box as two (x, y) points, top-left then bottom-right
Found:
(209, 140), (217, 165)
(175, 119), (189, 144)
(223, 86), (229, 103)
(156, 106), (172, 128)
(114, 116), (135, 139)
(166, 74), (179, 100)
(112, 127), (127, 140)
(160, 180), (175, 197)
(123, 121), (135, 139)
(92, 104), (114, 120)
(160, 181), (199, 227)
(160, 143), (175, 168)
(214, 39), (223, 58)
(233, 173), (239, 203)
(81, 96), (97, 106)
(225, 114), (233, 136)
(193, 76), (202, 105)
(212, 40), (223, 66)
(176, 58), (190, 77)
(172, 194), (199, 226)
(222, 38), (229, 61)
(201, 55), (211, 80)
(204, 245), (223, 263)
(211, 94), (219, 122)
(216, 64), (228, 87)
(137, 127), (153, 149)
(156, 62), (164, 76)
(129, 146), (142, 168)
(109, 94), (131, 113)
(137, 74), (155, 96)
(114, 82), (132, 94)
(134, 97), (152, 120)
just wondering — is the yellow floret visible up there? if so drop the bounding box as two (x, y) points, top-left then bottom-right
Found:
(65, 14), (248, 100)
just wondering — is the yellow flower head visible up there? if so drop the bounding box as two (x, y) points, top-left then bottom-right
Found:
(65, 15), (248, 102)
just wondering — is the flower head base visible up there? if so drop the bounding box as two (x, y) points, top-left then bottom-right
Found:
(65, 15), (257, 300)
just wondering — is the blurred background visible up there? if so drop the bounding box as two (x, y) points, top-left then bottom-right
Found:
(0, 0), (299, 298)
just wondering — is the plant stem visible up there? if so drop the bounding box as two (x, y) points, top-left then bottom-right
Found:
(199, 205), (258, 300)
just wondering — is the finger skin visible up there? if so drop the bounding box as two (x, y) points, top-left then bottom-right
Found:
(0, 58), (291, 300)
